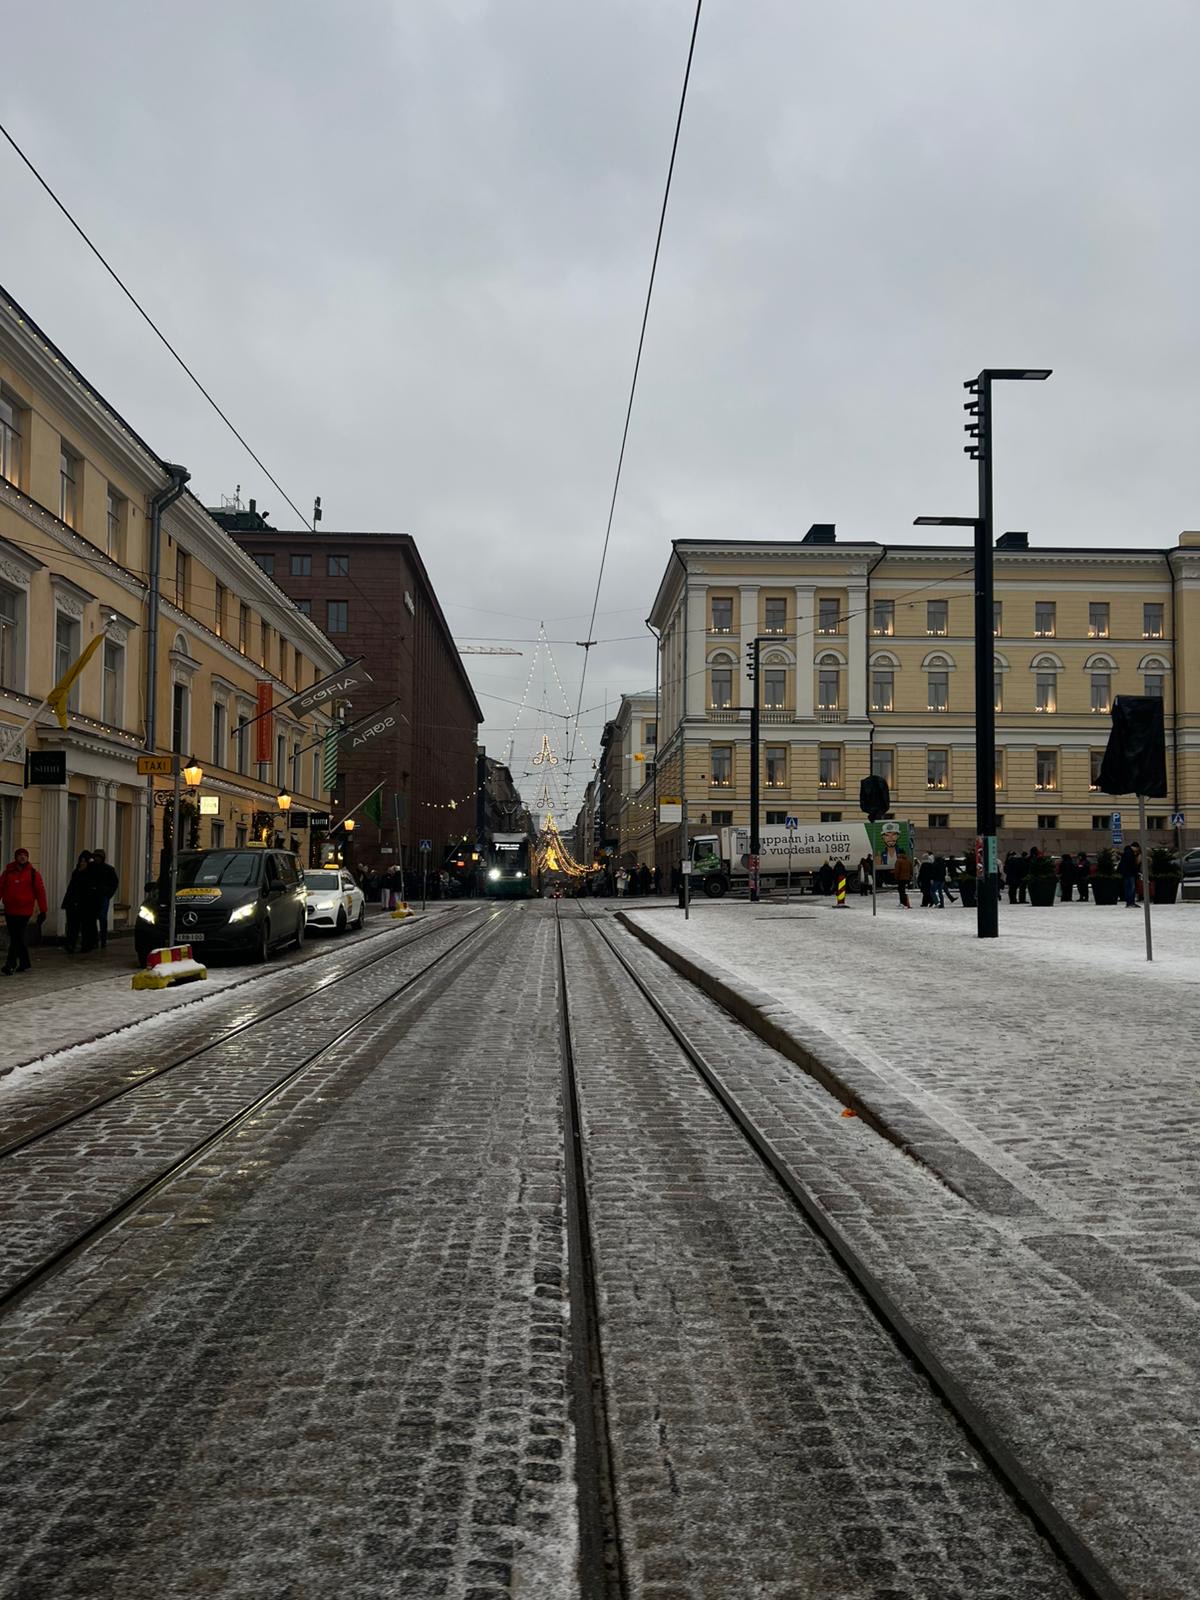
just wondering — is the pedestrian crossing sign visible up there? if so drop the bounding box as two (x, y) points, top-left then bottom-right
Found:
(1171, 811), (1185, 827)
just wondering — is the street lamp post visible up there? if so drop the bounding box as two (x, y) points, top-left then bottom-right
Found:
(916, 366), (1050, 939)
(167, 756), (204, 948)
(746, 634), (771, 903)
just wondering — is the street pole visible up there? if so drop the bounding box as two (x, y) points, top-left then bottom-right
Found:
(681, 797), (690, 920)
(971, 373), (999, 939)
(1138, 793), (1153, 962)
(748, 636), (761, 903)
(167, 754), (182, 948)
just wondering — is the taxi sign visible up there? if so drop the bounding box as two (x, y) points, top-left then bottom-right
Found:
(138, 755), (174, 776)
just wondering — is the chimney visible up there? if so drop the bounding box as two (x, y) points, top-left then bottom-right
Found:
(802, 523), (837, 545)
(249, 498), (257, 516)
(995, 530), (1029, 551)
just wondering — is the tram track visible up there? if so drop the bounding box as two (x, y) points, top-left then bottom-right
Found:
(0, 904), (510, 1323)
(557, 903), (1126, 1600)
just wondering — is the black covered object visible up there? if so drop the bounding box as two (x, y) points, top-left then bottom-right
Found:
(1098, 696), (1167, 797)
(858, 774), (891, 820)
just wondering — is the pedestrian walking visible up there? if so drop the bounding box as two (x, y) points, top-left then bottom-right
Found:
(61, 850), (92, 953)
(917, 852), (935, 907)
(817, 859), (834, 897)
(1076, 852), (1090, 902)
(857, 855), (873, 896)
(652, 864), (662, 895)
(893, 847), (912, 908)
(1058, 852), (1076, 902)
(85, 848), (119, 950)
(0, 847), (48, 975)
(1119, 842), (1138, 907)
(931, 854), (948, 908)
(1010, 851), (1030, 904)
(1004, 851), (1018, 904)
(616, 866), (628, 897)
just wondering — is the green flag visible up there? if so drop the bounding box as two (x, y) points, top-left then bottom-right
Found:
(322, 728), (338, 791)
(363, 786), (383, 826)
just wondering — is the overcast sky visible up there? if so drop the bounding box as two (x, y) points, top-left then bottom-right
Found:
(6, 1), (1199, 816)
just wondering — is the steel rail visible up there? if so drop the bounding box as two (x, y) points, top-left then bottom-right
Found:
(0, 906), (482, 1163)
(554, 906), (627, 1600)
(0, 908), (509, 1324)
(571, 905), (1129, 1600)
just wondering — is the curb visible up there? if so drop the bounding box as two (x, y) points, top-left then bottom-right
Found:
(615, 911), (1040, 1218)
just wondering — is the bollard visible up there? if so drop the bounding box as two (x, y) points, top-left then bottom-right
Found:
(835, 873), (847, 908)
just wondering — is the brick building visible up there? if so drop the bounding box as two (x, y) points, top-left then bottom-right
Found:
(214, 512), (481, 870)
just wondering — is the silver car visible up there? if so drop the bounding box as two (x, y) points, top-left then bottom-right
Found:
(1182, 849), (1200, 880)
(304, 868), (366, 934)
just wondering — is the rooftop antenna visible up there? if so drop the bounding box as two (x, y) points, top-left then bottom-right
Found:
(313, 495), (322, 525)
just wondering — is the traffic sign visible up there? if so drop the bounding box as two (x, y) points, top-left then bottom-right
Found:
(419, 838), (432, 853)
(137, 754), (174, 776)
(1171, 812), (1185, 828)
(784, 816), (798, 829)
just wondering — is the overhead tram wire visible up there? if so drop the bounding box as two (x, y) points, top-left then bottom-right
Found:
(566, 0), (704, 778)
(0, 121), (314, 533)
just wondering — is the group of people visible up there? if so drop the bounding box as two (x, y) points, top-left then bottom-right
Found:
(612, 863), (662, 896)
(0, 846), (120, 976)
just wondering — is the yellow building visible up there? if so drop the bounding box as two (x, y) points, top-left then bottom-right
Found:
(643, 524), (1200, 871)
(0, 287), (343, 935)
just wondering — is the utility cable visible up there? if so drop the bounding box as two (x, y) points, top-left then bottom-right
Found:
(0, 120), (314, 531)
(567, 0), (703, 772)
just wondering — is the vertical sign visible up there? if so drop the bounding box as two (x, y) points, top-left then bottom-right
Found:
(322, 726), (339, 792)
(255, 681), (273, 765)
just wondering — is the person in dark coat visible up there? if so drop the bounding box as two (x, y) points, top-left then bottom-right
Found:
(84, 849), (119, 950)
(1058, 852), (1076, 902)
(1119, 843), (1138, 907)
(816, 860), (834, 896)
(917, 853), (935, 907)
(62, 851), (92, 954)
(1009, 851), (1030, 904)
(930, 855), (948, 908)
(1075, 852), (1090, 902)
(857, 855), (873, 896)
(1003, 851), (1018, 904)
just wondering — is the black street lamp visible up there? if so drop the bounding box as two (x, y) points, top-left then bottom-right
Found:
(917, 366), (1051, 939)
(746, 634), (773, 903)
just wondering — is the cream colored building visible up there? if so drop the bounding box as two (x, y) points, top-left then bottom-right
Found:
(0, 287), (342, 935)
(642, 524), (1200, 872)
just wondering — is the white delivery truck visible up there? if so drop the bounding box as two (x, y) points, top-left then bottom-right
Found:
(687, 820), (915, 898)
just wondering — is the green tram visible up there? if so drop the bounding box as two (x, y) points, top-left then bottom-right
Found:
(484, 832), (538, 898)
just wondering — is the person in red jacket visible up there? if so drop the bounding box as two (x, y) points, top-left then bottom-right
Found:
(0, 847), (48, 975)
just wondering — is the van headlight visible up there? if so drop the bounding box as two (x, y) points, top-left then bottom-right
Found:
(138, 903), (157, 925)
(228, 903), (257, 924)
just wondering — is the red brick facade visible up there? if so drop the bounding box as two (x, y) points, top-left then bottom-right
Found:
(224, 525), (481, 870)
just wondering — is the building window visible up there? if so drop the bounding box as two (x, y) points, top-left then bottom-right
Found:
(871, 600), (894, 636)
(106, 488), (125, 559)
(1092, 814), (1113, 830)
(212, 698), (227, 766)
(994, 672), (1003, 712)
(171, 681), (189, 753)
(1144, 673), (1164, 698)
(1035, 749), (1058, 791)
(818, 597), (841, 635)
(1034, 601), (1056, 637)
(1037, 814), (1058, 830)
(710, 667), (733, 708)
(927, 670), (949, 712)
(276, 733), (287, 790)
(763, 669), (786, 708)
(175, 548), (190, 611)
(236, 707), (251, 775)
(278, 634), (287, 681)
(870, 670), (893, 712)
(926, 600), (947, 637)
(0, 390), (23, 487)
(327, 553), (350, 578)
(292, 741), (303, 792)
(765, 746), (786, 788)
(55, 612), (81, 710)
(928, 813), (949, 829)
(820, 811), (843, 823)
(239, 604), (250, 654)
(710, 746), (732, 787)
(927, 748), (948, 790)
(1090, 672), (1111, 712)
(261, 619), (270, 668)
(764, 597), (787, 633)
(210, 819), (225, 848)
(254, 552), (275, 577)
(326, 600), (348, 634)
(644, 720), (657, 748)
(871, 747), (894, 789)
(59, 446), (80, 527)
(993, 601), (1002, 636)
(214, 581), (226, 638)
(1143, 603), (1164, 639)
(1035, 672), (1057, 713)
(1088, 602), (1110, 638)
(710, 596), (733, 632)
(710, 810), (732, 828)
(766, 810), (788, 825)
(994, 749), (1004, 790)
(294, 647), (303, 687)
(295, 598), (312, 617)
(1148, 815), (1166, 829)
(291, 553), (311, 576)
(102, 640), (124, 726)
(1090, 750), (1104, 790)
(818, 746), (841, 788)
(0, 583), (24, 690)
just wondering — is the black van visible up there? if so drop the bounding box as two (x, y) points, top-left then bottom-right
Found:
(136, 848), (307, 965)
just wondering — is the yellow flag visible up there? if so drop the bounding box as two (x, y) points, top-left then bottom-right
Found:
(46, 632), (105, 729)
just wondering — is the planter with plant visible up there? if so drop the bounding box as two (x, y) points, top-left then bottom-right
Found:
(1092, 846), (1121, 906)
(1026, 852), (1059, 906)
(1149, 844), (1180, 905)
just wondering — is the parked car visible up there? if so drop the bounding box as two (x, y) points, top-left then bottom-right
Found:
(136, 847), (307, 965)
(1182, 848), (1200, 880)
(304, 867), (366, 934)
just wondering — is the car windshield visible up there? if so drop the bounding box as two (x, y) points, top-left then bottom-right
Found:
(175, 851), (263, 889)
(305, 871), (341, 889)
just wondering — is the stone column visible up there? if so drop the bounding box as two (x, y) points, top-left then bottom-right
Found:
(43, 785), (70, 940)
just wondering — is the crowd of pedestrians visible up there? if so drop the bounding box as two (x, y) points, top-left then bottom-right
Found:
(0, 845), (119, 975)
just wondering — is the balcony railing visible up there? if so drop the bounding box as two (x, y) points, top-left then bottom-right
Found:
(707, 706), (741, 723)
(761, 708), (792, 723)
(816, 707), (845, 723)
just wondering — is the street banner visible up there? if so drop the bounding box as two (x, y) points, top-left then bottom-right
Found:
(255, 681), (273, 765)
(234, 657), (372, 730)
(364, 788), (383, 826)
(322, 726), (339, 791)
(344, 701), (400, 753)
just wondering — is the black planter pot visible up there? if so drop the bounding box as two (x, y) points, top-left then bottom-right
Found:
(1151, 877), (1180, 905)
(1027, 878), (1057, 906)
(1092, 877), (1120, 906)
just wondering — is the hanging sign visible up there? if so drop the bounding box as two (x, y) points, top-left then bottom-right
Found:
(25, 750), (66, 785)
(198, 795), (220, 816)
(255, 681), (273, 765)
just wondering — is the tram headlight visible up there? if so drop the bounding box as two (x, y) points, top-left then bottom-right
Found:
(487, 868), (501, 881)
